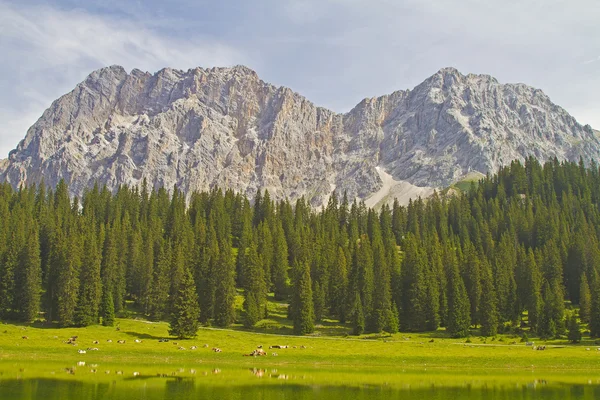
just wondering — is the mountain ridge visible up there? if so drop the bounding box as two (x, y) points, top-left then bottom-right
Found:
(1, 65), (598, 206)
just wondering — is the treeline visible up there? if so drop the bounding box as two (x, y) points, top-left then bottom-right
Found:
(1, 157), (600, 338)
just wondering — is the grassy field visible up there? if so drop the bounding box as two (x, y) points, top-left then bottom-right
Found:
(1, 314), (600, 389)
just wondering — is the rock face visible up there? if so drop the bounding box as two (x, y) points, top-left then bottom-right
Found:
(1, 65), (598, 206)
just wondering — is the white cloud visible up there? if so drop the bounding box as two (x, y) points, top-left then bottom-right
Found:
(0, 1), (247, 157)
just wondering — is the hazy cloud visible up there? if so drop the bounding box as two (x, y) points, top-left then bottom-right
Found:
(0, 1), (247, 157)
(1, 0), (599, 157)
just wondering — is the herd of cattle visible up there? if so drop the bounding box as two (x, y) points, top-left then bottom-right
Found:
(53, 334), (306, 357)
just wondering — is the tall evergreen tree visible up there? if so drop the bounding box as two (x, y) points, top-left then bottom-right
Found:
(479, 259), (498, 337)
(293, 262), (314, 335)
(15, 225), (42, 322)
(579, 273), (592, 324)
(74, 224), (102, 326)
(243, 244), (266, 328)
(101, 286), (115, 327)
(445, 248), (471, 338)
(169, 268), (200, 339)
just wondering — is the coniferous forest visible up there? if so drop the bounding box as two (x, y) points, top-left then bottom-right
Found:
(1, 157), (600, 339)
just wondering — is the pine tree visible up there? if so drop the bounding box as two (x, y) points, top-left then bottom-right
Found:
(101, 286), (115, 327)
(293, 262), (314, 335)
(400, 234), (428, 331)
(243, 244), (266, 328)
(74, 224), (102, 326)
(330, 247), (348, 322)
(579, 273), (592, 324)
(272, 221), (289, 300)
(446, 248), (471, 338)
(370, 227), (392, 333)
(567, 314), (582, 343)
(590, 280), (600, 338)
(169, 268), (200, 339)
(352, 291), (365, 335)
(213, 244), (237, 327)
(462, 241), (482, 326)
(15, 225), (42, 322)
(479, 259), (498, 337)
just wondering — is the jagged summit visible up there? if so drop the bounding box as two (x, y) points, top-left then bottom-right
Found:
(1, 65), (598, 207)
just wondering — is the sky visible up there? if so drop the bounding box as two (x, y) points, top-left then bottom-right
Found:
(0, 0), (599, 157)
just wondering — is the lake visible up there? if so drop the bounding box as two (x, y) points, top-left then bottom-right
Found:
(1, 367), (598, 400)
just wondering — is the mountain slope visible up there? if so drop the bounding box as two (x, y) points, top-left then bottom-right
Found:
(1, 65), (598, 206)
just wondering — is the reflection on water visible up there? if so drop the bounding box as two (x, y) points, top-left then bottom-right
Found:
(0, 377), (599, 400)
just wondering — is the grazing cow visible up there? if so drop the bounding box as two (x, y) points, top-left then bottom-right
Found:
(244, 349), (267, 357)
(134, 339), (142, 343)
(116, 371), (123, 375)
(190, 346), (197, 350)
(22, 336), (28, 339)
(105, 371), (110, 374)
(88, 348), (99, 351)
(300, 345), (306, 349)
(117, 340), (125, 344)
(190, 369), (196, 374)
(178, 346), (186, 350)
(77, 361), (85, 366)
(257, 345), (263, 349)
(212, 347), (222, 353)
(107, 340), (113, 343)
(78, 350), (86, 354)
(203, 344), (209, 348)
(586, 348), (591, 351)
(133, 372), (140, 376)
(272, 352), (278, 356)
(212, 368), (221, 374)
(93, 340), (99, 344)
(173, 342), (178, 346)
(90, 369), (97, 373)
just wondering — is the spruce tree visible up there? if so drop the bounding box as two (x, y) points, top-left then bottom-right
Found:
(446, 248), (471, 338)
(74, 224), (102, 326)
(579, 273), (592, 324)
(243, 244), (266, 328)
(330, 247), (348, 322)
(16, 226), (42, 322)
(213, 244), (237, 327)
(293, 262), (314, 335)
(169, 268), (200, 339)
(567, 314), (582, 343)
(590, 280), (600, 338)
(400, 234), (428, 331)
(352, 291), (365, 335)
(101, 286), (115, 327)
(271, 221), (289, 300)
(479, 259), (498, 337)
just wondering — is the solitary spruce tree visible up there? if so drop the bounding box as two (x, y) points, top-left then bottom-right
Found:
(169, 268), (200, 339)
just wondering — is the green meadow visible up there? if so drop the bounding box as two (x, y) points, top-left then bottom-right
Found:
(1, 316), (600, 389)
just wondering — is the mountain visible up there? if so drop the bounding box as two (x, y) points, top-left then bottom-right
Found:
(1, 65), (598, 206)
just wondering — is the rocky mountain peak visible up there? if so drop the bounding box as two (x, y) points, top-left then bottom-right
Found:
(1, 66), (598, 208)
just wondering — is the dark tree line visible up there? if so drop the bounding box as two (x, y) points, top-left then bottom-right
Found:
(1, 157), (600, 338)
